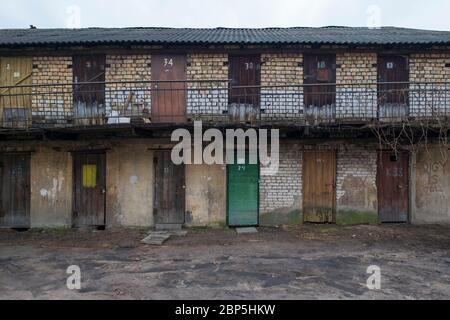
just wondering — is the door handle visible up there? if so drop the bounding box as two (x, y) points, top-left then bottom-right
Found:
(101, 189), (106, 194)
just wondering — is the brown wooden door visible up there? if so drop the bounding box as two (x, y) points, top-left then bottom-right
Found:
(303, 151), (336, 223)
(73, 152), (106, 228)
(153, 151), (185, 225)
(0, 154), (31, 228)
(73, 55), (106, 122)
(151, 55), (187, 123)
(304, 54), (336, 107)
(377, 152), (409, 223)
(378, 55), (409, 105)
(0, 57), (32, 128)
(229, 55), (261, 105)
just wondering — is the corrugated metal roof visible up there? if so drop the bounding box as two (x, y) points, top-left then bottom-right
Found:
(1, 26), (450, 47)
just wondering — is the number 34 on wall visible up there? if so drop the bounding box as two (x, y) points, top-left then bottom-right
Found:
(164, 58), (174, 68)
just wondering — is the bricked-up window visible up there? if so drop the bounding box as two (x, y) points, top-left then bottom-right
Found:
(304, 54), (336, 108)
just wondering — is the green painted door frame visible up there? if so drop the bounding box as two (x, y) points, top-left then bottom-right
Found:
(227, 153), (260, 227)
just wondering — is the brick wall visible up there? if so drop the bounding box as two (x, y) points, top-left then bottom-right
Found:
(186, 53), (228, 121)
(260, 141), (378, 225)
(260, 141), (302, 225)
(409, 54), (450, 117)
(336, 144), (378, 217)
(105, 55), (152, 122)
(336, 53), (377, 119)
(260, 53), (304, 121)
(31, 56), (73, 120)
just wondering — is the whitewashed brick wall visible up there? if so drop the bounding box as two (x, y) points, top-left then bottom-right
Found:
(336, 144), (378, 212)
(186, 54), (228, 120)
(260, 142), (302, 214)
(336, 53), (377, 120)
(260, 53), (304, 121)
(409, 54), (450, 118)
(31, 56), (73, 120)
(105, 55), (152, 119)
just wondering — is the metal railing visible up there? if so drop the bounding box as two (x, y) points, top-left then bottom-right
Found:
(1, 80), (450, 129)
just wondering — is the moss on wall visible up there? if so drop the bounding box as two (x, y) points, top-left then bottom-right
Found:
(260, 210), (303, 226)
(336, 210), (379, 225)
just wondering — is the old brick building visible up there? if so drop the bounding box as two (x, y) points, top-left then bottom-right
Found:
(1, 27), (450, 229)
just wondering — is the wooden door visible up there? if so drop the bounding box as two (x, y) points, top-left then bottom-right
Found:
(153, 151), (186, 225)
(151, 55), (187, 123)
(73, 152), (106, 228)
(227, 152), (259, 227)
(378, 56), (409, 104)
(0, 57), (32, 128)
(377, 152), (409, 223)
(304, 54), (336, 108)
(228, 55), (261, 123)
(303, 151), (336, 223)
(73, 55), (106, 123)
(0, 154), (31, 228)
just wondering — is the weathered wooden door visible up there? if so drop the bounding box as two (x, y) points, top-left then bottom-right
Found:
(0, 57), (32, 128)
(377, 152), (409, 223)
(73, 152), (106, 228)
(304, 54), (336, 108)
(228, 55), (261, 123)
(303, 151), (336, 223)
(0, 154), (31, 228)
(227, 152), (259, 227)
(153, 151), (186, 225)
(378, 55), (409, 118)
(73, 55), (106, 124)
(151, 55), (187, 123)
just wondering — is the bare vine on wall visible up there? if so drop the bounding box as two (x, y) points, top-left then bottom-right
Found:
(369, 117), (450, 163)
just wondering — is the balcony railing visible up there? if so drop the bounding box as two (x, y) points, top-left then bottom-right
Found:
(1, 80), (450, 130)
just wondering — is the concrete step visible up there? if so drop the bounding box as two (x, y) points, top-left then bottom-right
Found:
(141, 232), (171, 246)
(236, 227), (258, 234)
(155, 224), (183, 231)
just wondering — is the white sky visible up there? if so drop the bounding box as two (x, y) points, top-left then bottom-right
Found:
(0, 0), (449, 30)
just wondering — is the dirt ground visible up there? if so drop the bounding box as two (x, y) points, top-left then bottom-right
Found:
(0, 224), (449, 300)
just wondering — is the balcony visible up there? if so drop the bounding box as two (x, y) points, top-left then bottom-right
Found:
(1, 80), (450, 131)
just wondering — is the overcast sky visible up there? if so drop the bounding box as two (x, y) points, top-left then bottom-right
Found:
(1, 0), (449, 30)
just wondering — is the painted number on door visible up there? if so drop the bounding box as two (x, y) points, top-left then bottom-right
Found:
(386, 168), (403, 177)
(245, 62), (254, 70)
(164, 58), (174, 69)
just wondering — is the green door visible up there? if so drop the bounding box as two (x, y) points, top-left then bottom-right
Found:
(227, 154), (259, 227)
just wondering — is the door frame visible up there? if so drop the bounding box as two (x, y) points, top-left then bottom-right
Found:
(376, 150), (410, 223)
(71, 150), (107, 228)
(152, 149), (186, 226)
(302, 149), (337, 224)
(226, 151), (260, 227)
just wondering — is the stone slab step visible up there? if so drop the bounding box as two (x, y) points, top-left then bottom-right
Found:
(141, 233), (171, 246)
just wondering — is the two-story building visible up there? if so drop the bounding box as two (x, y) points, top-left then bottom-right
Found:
(1, 27), (450, 230)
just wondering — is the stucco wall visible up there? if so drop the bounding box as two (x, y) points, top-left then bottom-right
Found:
(30, 146), (72, 227)
(412, 146), (450, 224)
(185, 164), (227, 227)
(106, 141), (155, 227)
